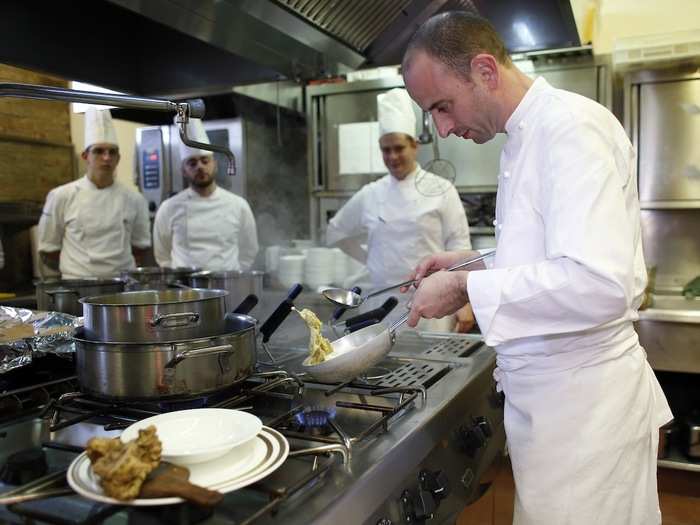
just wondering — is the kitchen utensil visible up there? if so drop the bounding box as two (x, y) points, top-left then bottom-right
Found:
(188, 271), (264, 313)
(80, 288), (228, 343)
(66, 426), (289, 506)
(341, 297), (399, 334)
(301, 311), (409, 383)
(322, 250), (495, 308)
(120, 409), (263, 465)
(74, 287), (301, 400)
(139, 463), (223, 506)
(35, 278), (125, 316)
(417, 119), (456, 197)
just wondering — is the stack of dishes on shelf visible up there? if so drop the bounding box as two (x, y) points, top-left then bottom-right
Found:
(67, 408), (289, 505)
(304, 247), (336, 290)
(277, 254), (307, 289)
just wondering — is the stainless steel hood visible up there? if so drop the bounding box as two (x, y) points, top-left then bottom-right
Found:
(0, 0), (579, 99)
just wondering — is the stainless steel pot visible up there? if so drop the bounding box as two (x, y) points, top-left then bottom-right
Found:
(73, 314), (256, 399)
(35, 278), (125, 315)
(121, 266), (201, 291)
(80, 289), (227, 343)
(188, 271), (264, 312)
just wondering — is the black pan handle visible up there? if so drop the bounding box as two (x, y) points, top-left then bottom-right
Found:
(233, 294), (259, 315)
(344, 296), (399, 328)
(260, 284), (303, 343)
(346, 318), (380, 334)
(331, 286), (361, 322)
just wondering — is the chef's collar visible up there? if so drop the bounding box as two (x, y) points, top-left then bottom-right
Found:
(81, 174), (114, 190)
(186, 185), (219, 198)
(505, 76), (550, 135)
(388, 164), (420, 186)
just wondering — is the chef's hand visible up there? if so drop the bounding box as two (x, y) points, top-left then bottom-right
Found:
(401, 249), (482, 293)
(455, 303), (476, 333)
(407, 271), (469, 327)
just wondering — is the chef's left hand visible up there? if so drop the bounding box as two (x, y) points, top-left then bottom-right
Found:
(407, 271), (469, 327)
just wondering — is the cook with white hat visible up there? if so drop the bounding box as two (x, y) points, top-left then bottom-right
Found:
(153, 118), (259, 271)
(326, 88), (474, 332)
(38, 107), (151, 279)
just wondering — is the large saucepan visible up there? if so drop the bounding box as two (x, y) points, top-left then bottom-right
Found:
(80, 288), (227, 343)
(35, 278), (126, 315)
(74, 315), (255, 399)
(188, 270), (264, 312)
(74, 285), (304, 400)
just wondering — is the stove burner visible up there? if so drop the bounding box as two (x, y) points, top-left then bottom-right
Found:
(294, 406), (337, 429)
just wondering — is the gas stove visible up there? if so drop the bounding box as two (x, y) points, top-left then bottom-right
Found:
(0, 331), (504, 525)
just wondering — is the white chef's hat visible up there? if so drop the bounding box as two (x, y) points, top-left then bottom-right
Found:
(84, 107), (118, 149)
(177, 117), (213, 162)
(377, 88), (416, 138)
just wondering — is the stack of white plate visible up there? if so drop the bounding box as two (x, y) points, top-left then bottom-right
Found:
(304, 247), (336, 289)
(264, 245), (281, 274)
(331, 248), (347, 286)
(277, 254), (306, 288)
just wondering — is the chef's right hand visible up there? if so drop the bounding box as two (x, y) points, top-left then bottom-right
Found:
(401, 250), (478, 293)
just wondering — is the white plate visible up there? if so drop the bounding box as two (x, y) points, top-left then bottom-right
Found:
(66, 427), (289, 506)
(119, 408), (262, 465)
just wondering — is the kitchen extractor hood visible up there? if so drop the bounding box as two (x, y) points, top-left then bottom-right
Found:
(0, 0), (580, 99)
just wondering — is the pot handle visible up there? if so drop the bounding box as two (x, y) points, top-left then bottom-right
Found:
(150, 312), (200, 328)
(259, 283), (303, 343)
(165, 344), (233, 368)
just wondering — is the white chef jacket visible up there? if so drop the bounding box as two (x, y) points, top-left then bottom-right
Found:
(467, 78), (672, 524)
(327, 166), (471, 330)
(153, 186), (259, 271)
(327, 166), (471, 287)
(38, 176), (151, 279)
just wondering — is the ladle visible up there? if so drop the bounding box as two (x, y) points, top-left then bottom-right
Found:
(322, 250), (495, 309)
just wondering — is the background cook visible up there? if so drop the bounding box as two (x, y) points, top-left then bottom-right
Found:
(153, 118), (259, 271)
(326, 88), (474, 332)
(38, 108), (151, 279)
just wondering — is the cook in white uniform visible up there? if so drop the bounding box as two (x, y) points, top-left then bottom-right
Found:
(326, 88), (473, 332)
(402, 12), (672, 524)
(38, 108), (151, 279)
(153, 118), (259, 271)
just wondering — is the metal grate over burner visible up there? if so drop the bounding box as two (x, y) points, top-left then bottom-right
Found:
(378, 361), (450, 389)
(419, 339), (483, 360)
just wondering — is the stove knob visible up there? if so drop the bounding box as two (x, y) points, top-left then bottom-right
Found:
(419, 469), (450, 501)
(400, 488), (436, 522)
(456, 417), (491, 456)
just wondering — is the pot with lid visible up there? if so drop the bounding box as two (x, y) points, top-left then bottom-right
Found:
(35, 278), (125, 315)
(188, 271), (264, 312)
(80, 288), (227, 343)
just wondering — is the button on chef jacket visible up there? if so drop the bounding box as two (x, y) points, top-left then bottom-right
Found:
(326, 166), (471, 289)
(467, 77), (672, 524)
(153, 186), (259, 271)
(38, 176), (151, 279)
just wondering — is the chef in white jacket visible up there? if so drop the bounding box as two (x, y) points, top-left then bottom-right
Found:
(326, 88), (474, 332)
(401, 12), (672, 524)
(38, 108), (151, 279)
(153, 118), (259, 271)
